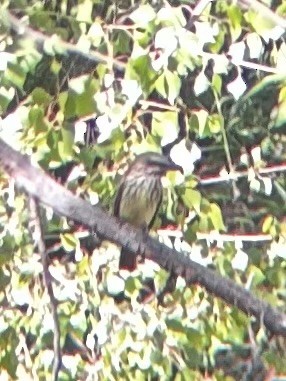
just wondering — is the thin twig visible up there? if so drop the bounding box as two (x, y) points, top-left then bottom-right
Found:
(199, 163), (286, 185)
(192, 0), (213, 16)
(29, 198), (62, 381)
(229, 58), (281, 74)
(196, 232), (273, 242)
(139, 100), (180, 112)
(202, 52), (281, 74)
(214, 93), (233, 173)
(158, 229), (273, 242)
(213, 87), (240, 198)
(238, 0), (286, 29)
(5, 11), (126, 71)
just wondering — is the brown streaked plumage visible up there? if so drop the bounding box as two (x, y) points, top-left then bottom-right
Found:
(114, 152), (183, 271)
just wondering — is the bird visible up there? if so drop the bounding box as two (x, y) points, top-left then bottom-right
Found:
(114, 152), (183, 271)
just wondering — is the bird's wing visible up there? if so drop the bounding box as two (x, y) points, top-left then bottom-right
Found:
(148, 187), (163, 229)
(114, 180), (138, 271)
(113, 180), (125, 217)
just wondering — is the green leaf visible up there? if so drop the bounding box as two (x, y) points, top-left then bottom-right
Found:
(0, 338), (18, 378)
(31, 87), (52, 106)
(207, 113), (222, 134)
(67, 76), (98, 117)
(0, 236), (15, 266)
(245, 9), (276, 36)
(29, 106), (49, 136)
(196, 109), (208, 137)
(0, 268), (11, 288)
(164, 70), (181, 104)
(246, 33), (263, 59)
(155, 70), (181, 104)
(182, 189), (201, 214)
(262, 215), (274, 233)
(270, 99), (286, 129)
(125, 276), (141, 295)
(129, 4), (156, 27)
(154, 73), (167, 99)
(6, 61), (26, 89)
(76, 0), (93, 23)
(208, 203), (225, 231)
(194, 71), (209, 95)
(212, 74), (222, 95)
(247, 265), (266, 287)
(60, 233), (78, 252)
(0, 250), (13, 267)
(227, 4), (242, 41)
(0, 87), (15, 113)
(113, 30), (132, 55)
(59, 123), (75, 160)
(126, 55), (157, 95)
(152, 111), (178, 138)
(166, 318), (184, 332)
(177, 31), (200, 69)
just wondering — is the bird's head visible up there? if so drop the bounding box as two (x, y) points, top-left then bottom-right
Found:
(127, 152), (183, 177)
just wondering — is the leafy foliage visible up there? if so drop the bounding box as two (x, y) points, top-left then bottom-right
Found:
(1, 0), (286, 379)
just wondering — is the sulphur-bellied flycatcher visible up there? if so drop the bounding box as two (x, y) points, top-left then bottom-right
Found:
(114, 152), (183, 271)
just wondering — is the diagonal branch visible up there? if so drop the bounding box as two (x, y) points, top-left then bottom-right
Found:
(4, 10), (126, 71)
(0, 137), (286, 336)
(238, 0), (286, 29)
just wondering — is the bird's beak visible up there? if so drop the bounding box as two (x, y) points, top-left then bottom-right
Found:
(166, 159), (184, 174)
(146, 153), (184, 174)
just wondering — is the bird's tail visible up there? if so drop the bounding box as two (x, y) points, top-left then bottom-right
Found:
(119, 248), (137, 271)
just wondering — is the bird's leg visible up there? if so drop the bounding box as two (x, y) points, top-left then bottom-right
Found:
(138, 223), (149, 264)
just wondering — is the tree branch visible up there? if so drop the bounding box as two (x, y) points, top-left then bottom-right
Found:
(4, 11), (126, 71)
(199, 163), (286, 185)
(1, 138), (286, 336)
(238, 0), (286, 29)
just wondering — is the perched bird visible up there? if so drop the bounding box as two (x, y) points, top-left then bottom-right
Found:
(114, 152), (183, 271)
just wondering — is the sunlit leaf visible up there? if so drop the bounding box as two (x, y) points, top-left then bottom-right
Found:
(182, 189), (202, 214)
(209, 203), (225, 231)
(60, 233), (78, 252)
(130, 4), (156, 26)
(194, 70), (209, 96)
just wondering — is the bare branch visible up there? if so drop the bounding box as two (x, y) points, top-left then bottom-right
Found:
(202, 52), (282, 75)
(238, 0), (286, 30)
(158, 229), (273, 243)
(5, 11), (126, 71)
(199, 164), (286, 186)
(1, 138), (286, 336)
(196, 232), (272, 243)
